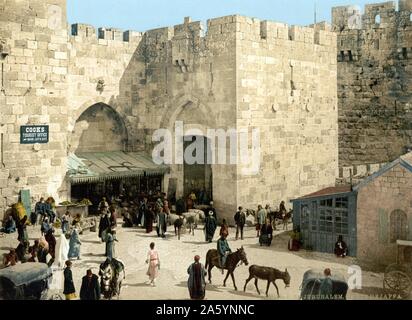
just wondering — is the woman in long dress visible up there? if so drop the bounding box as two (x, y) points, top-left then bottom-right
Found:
(146, 242), (160, 286)
(68, 224), (82, 260)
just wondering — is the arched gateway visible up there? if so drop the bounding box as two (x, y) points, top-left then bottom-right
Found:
(67, 103), (169, 213)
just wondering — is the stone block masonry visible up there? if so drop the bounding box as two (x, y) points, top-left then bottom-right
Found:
(0, 0), (338, 223)
(333, 0), (412, 166)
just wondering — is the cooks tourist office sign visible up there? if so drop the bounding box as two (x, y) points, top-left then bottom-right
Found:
(20, 125), (49, 144)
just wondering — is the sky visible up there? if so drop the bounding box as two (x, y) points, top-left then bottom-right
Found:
(67, 0), (385, 32)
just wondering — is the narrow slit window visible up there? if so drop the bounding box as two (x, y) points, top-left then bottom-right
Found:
(403, 47), (408, 59)
(375, 39), (379, 50)
(348, 50), (353, 61)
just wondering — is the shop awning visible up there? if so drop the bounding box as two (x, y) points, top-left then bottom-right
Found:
(67, 152), (169, 185)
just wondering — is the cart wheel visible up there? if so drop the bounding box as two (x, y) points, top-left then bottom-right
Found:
(383, 270), (412, 299)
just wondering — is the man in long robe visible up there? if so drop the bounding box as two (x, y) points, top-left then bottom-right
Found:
(187, 255), (207, 300)
(204, 211), (217, 243)
(56, 233), (70, 267)
(176, 198), (186, 215)
(157, 208), (167, 238)
(256, 205), (266, 238)
(259, 219), (273, 246)
(217, 234), (232, 270)
(45, 228), (57, 266)
(105, 229), (117, 260)
(80, 269), (101, 300)
(234, 208), (246, 241)
(99, 213), (110, 242)
(137, 198), (148, 227)
(17, 214), (28, 243)
(145, 206), (154, 234)
(209, 202), (217, 220)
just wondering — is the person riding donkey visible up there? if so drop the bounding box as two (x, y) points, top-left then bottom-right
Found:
(217, 233), (232, 274)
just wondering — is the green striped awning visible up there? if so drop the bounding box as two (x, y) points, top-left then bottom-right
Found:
(67, 152), (169, 185)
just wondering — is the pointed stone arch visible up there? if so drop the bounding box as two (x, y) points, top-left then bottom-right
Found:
(69, 102), (129, 154)
(159, 94), (216, 202)
(160, 94), (217, 132)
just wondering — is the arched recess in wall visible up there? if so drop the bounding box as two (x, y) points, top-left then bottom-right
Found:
(159, 94), (216, 201)
(389, 209), (408, 243)
(69, 103), (129, 154)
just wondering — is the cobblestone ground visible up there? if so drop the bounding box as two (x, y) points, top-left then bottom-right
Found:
(0, 222), (386, 300)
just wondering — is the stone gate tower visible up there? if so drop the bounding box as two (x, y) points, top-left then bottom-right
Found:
(333, 0), (412, 167)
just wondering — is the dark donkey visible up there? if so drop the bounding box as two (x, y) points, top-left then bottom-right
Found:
(205, 247), (249, 291)
(244, 265), (291, 297)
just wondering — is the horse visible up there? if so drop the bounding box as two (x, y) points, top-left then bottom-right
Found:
(205, 247), (249, 291)
(99, 258), (126, 300)
(244, 265), (291, 297)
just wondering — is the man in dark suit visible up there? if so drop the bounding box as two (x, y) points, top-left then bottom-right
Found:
(80, 269), (101, 300)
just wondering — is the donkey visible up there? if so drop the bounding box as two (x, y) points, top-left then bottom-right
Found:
(99, 258), (126, 300)
(205, 247), (249, 291)
(244, 265), (291, 297)
(173, 216), (186, 240)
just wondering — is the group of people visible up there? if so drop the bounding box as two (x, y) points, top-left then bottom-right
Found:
(111, 192), (218, 242)
(63, 261), (101, 300)
(103, 193), (170, 237)
(1, 199), (85, 270)
(32, 197), (57, 225)
(61, 239), (207, 300)
(97, 200), (119, 260)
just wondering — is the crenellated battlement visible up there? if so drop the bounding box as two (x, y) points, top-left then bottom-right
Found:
(70, 23), (142, 44)
(332, 0), (412, 31)
(69, 14), (337, 52)
(332, 0), (412, 63)
(205, 15), (337, 47)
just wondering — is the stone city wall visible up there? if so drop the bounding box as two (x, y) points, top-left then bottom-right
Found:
(333, 0), (412, 166)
